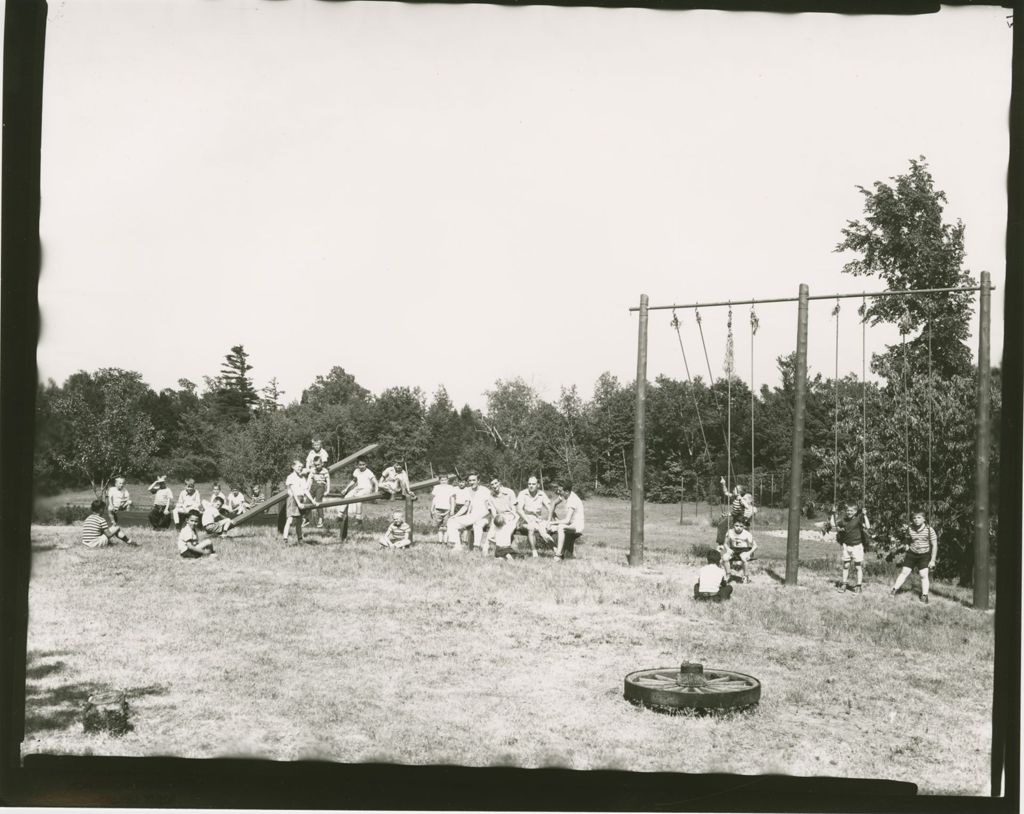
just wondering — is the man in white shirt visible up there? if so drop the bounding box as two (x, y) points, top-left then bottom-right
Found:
(516, 477), (553, 557)
(549, 482), (585, 561)
(445, 472), (491, 552)
(342, 458), (377, 527)
(486, 478), (519, 557)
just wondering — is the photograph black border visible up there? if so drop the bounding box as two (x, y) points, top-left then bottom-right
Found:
(1, 0), (1019, 809)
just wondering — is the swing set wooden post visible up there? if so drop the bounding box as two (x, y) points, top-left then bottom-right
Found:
(628, 294), (649, 566)
(974, 271), (992, 610)
(786, 284), (810, 586)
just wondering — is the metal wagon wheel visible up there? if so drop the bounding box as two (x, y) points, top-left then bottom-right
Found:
(624, 662), (761, 713)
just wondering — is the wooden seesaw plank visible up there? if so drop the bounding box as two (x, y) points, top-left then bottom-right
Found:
(314, 477), (440, 511)
(229, 442), (380, 528)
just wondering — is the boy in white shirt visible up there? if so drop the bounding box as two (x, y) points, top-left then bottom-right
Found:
(201, 496), (234, 536)
(379, 462), (413, 500)
(178, 510), (217, 559)
(283, 460), (318, 545)
(342, 458), (377, 528)
(430, 474), (457, 543)
(225, 485), (249, 518)
(721, 520), (757, 583)
(694, 550), (733, 601)
(306, 438), (329, 471)
(148, 476), (174, 530)
(173, 479), (203, 529)
(106, 476), (132, 524)
(549, 482), (585, 561)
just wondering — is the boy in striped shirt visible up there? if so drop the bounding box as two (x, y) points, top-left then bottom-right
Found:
(307, 458), (331, 528)
(82, 499), (136, 548)
(891, 511), (938, 604)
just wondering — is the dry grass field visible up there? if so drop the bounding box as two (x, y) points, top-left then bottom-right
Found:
(23, 496), (994, 795)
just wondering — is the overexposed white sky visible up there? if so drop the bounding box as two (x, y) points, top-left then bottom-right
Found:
(37, 2), (1011, 409)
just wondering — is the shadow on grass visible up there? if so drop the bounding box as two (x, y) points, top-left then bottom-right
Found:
(24, 651), (169, 734)
(763, 567), (785, 584)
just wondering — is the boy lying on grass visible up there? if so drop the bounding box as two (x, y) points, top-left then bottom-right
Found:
(82, 499), (137, 548)
(694, 549), (733, 601)
(178, 510), (217, 559)
(720, 520), (757, 583)
(380, 510), (412, 549)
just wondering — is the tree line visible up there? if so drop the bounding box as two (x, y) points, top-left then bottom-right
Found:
(31, 159), (1002, 584)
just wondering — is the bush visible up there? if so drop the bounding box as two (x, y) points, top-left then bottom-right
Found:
(33, 504), (92, 525)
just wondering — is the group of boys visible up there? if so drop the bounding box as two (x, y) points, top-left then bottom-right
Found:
(427, 472), (585, 560)
(694, 477), (939, 603)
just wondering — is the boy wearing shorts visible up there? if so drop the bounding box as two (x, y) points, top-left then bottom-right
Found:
(178, 510), (217, 559)
(430, 474), (457, 543)
(516, 477), (553, 557)
(721, 520), (757, 583)
(307, 459), (331, 528)
(379, 462), (413, 500)
(202, 496), (234, 536)
(380, 510), (413, 549)
(82, 499), (136, 548)
(891, 511), (938, 604)
(548, 482), (584, 561)
(283, 460), (318, 545)
(831, 503), (871, 594)
(342, 458), (377, 528)
(694, 550), (733, 601)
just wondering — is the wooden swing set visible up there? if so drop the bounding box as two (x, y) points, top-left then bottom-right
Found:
(628, 272), (994, 610)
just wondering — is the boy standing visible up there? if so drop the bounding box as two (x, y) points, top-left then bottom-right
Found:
(891, 511), (938, 604)
(283, 460), (318, 545)
(82, 499), (136, 548)
(430, 474), (457, 543)
(307, 459), (331, 528)
(694, 550), (733, 601)
(831, 503), (871, 594)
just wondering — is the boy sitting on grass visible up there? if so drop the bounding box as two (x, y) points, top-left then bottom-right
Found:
(721, 519), (757, 583)
(178, 509), (217, 559)
(380, 510), (413, 549)
(82, 499), (136, 548)
(694, 550), (733, 601)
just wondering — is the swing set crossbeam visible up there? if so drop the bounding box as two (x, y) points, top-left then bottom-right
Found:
(629, 284), (992, 313)
(626, 275), (994, 612)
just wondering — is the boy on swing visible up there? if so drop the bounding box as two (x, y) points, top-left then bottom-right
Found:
(829, 502), (871, 594)
(721, 519), (757, 583)
(891, 511), (938, 604)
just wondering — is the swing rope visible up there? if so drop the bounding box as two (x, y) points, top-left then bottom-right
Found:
(859, 294), (868, 510)
(726, 304), (734, 488)
(927, 301), (933, 519)
(750, 306), (759, 491)
(832, 298), (840, 508)
(694, 308), (739, 487)
(670, 310), (713, 464)
(901, 307), (911, 520)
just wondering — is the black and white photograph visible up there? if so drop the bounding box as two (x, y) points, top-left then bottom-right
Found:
(6, 0), (1018, 807)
